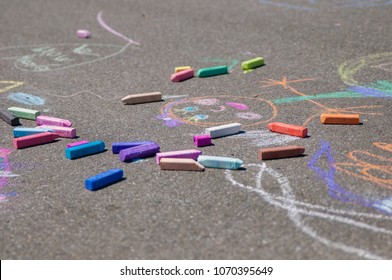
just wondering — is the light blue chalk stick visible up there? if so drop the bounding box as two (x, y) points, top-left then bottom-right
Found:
(197, 155), (243, 169)
(13, 127), (54, 138)
(85, 169), (124, 191)
(65, 141), (105, 159)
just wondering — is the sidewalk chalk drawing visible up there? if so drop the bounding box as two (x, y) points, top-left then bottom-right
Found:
(0, 148), (19, 202)
(0, 81), (24, 94)
(225, 163), (392, 259)
(225, 130), (299, 147)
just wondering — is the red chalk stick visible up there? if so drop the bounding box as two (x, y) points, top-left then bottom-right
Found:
(267, 122), (308, 138)
(13, 132), (59, 149)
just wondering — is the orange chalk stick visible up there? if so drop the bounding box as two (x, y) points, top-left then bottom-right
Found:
(320, 113), (360, 125)
(267, 122), (308, 138)
(258, 145), (305, 160)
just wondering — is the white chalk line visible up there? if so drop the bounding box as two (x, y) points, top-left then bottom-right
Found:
(226, 130), (299, 147)
(225, 163), (391, 259)
(0, 171), (19, 178)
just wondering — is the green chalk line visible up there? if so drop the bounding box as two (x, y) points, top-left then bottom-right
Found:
(273, 91), (363, 104)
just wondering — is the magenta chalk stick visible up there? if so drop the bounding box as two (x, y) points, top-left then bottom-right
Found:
(36, 115), (72, 127)
(13, 132), (59, 149)
(76, 29), (91, 38)
(193, 134), (212, 147)
(170, 69), (194, 82)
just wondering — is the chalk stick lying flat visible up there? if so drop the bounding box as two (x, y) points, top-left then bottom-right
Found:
(119, 142), (160, 162)
(0, 110), (20, 126)
(13, 132), (59, 149)
(160, 158), (205, 171)
(67, 140), (89, 148)
(241, 57), (264, 70)
(193, 134), (212, 147)
(156, 149), (202, 164)
(37, 125), (76, 138)
(175, 66), (192, 73)
(121, 92), (162, 105)
(197, 66), (229, 78)
(13, 127), (54, 138)
(8, 107), (40, 120)
(170, 68), (194, 82)
(36, 115), (72, 127)
(65, 141), (105, 159)
(206, 123), (241, 138)
(320, 113), (360, 125)
(197, 155), (243, 170)
(258, 145), (305, 160)
(112, 141), (157, 154)
(268, 122), (308, 138)
(85, 169), (123, 191)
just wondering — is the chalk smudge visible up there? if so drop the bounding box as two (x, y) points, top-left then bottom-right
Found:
(226, 130), (298, 147)
(0, 148), (19, 202)
(7, 92), (45, 106)
(0, 81), (24, 94)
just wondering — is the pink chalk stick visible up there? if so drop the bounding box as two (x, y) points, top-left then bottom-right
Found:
(193, 134), (212, 147)
(67, 140), (89, 148)
(13, 132), (59, 149)
(156, 149), (202, 164)
(36, 115), (72, 127)
(36, 125), (76, 139)
(170, 69), (194, 82)
(76, 29), (91, 38)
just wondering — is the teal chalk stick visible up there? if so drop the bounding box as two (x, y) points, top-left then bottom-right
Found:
(197, 65), (229, 78)
(13, 127), (54, 138)
(197, 155), (243, 170)
(65, 141), (105, 159)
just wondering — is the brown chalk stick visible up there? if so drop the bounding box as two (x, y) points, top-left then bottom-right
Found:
(258, 145), (305, 160)
(320, 113), (359, 125)
(121, 92), (162, 104)
(160, 158), (205, 171)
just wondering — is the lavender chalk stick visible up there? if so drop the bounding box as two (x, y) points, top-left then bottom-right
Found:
(119, 142), (160, 162)
(112, 141), (157, 154)
(156, 149), (202, 164)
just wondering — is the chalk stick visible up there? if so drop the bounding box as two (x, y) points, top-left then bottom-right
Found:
(0, 110), (20, 126)
(13, 127), (54, 138)
(258, 145), (305, 160)
(85, 169), (123, 191)
(8, 107), (40, 120)
(65, 141), (105, 159)
(160, 158), (205, 171)
(119, 142), (160, 162)
(77, 29), (91, 38)
(193, 134), (212, 147)
(267, 122), (308, 138)
(241, 57), (264, 70)
(197, 65), (229, 78)
(197, 155), (243, 170)
(112, 141), (157, 154)
(36, 115), (72, 127)
(175, 66), (192, 73)
(156, 149), (202, 164)
(67, 140), (89, 148)
(205, 123), (242, 138)
(13, 132), (59, 149)
(121, 92), (162, 105)
(320, 113), (360, 125)
(36, 125), (76, 138)
(170, 68), (194, 82)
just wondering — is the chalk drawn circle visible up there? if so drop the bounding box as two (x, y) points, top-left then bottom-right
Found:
(338, 52), (392, 85)
(161, 95), (277, 127)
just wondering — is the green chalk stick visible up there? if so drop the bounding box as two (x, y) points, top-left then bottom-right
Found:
(241, 57), (264, 70)
(197, 65), (229, 78)
(8, 107), (41, 120)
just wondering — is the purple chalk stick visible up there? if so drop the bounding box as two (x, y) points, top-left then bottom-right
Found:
(119, 142), (160, 162)
(112, 141), (157, 154)
(193, 134), (212, 147)
(67, 140), (89, 148)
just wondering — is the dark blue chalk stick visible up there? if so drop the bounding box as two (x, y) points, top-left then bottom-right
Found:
(65, 141), (105, 159)
(112, 141), (157, 154)
(119, 142), (160, 162)
(85, 168), (124, 191)
(0, 110), (20, 126)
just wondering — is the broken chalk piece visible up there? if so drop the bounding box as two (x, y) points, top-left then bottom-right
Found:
(0, 110), (20, 126)
(171, 68), (194, 82)
(206, 123), (242, 138)
(119, 142), (160, 162)
(36, 115), (72, 127)
(121, 92), (162, 105)
(258, 145), (305, 160)
(156, 149), (202, 164)
(76, 29), (91, 38)
(241, 57), (265, 70)
(37, 125), (76, 138)
(13, 132), (59, 149)
(193, 134), (212, 147)
(8, 107), (40, 120)
(197, 65), (229, 78)
(67, 140), (89, 148)
(85, 169), (123, 191)
(13, 127), (54, 138)
(112, 141), (157, 154)
(197, 155), (243, 170)
(267, 122), (308, 138)
(160, 158), (205, 171)
(320, 113), (360, 125)
(175, 66), (192, 73)
(65, 141), (105, 159)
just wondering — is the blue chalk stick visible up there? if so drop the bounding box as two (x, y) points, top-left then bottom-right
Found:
(65, 141), (105, 159)
(112, 141), (157, 154)
(13, 127), (54, 138)
(85, 168), (124, 191)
